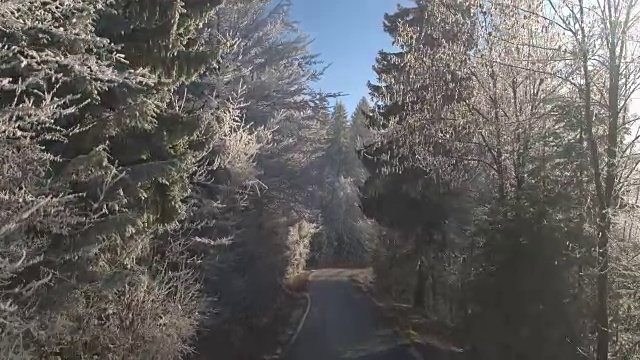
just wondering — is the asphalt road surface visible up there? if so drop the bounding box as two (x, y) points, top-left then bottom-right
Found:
(283, 269), (420, 360)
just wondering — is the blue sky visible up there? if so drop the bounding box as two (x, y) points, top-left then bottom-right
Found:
(288, 1), (640, 121)
(290, 0), (407, 114)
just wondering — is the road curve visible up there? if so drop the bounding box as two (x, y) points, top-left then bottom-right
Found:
(283, 268), (418, 360)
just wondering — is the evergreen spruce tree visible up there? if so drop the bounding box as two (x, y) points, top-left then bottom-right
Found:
(359, 1), (591, 358)
(0, 0), (229, 357)
(325, 101), (353, 178)
(316, 100), (372, 265)
(174, 0), (335, 356)
(0, 1), (123, 355)
(90, 0), (226, 228)
(358, 0), (475, 312)
(350, 97), (372, 148)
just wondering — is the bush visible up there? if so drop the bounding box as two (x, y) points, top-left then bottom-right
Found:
(370, 229), (417, 304)
(193, 192), (319, 354)
(45, 266), (201, 359)
(285, 219), (316, 279)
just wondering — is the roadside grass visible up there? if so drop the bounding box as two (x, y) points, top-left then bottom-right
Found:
(189, 271), (312, 360)
(260, 271), (313, 359)
(283, 270), (312, 293)
(347, 268), (465, 359)
(190, 293), (301, 360)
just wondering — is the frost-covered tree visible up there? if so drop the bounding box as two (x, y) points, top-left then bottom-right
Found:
(314, 101), (372, 265)
(325, 101), (364, 179)
(359, 0), (476, 315)
(351, 97), (373, 148)
(0, 0), (233, 357)
(197, 0), (333, 204)
(362, 0), (640, 359)
(0, 2), (99, 350)
(183, 0), (333, 357)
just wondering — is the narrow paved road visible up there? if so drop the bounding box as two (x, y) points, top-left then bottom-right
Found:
(284, 269), (418, 360)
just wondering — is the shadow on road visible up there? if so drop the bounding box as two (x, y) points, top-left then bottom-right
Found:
(284, 269), (418, 360)
(342, 344), (416, 360)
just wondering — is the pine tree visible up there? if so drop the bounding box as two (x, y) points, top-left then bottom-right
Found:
(351, 97), (372, 148)
(358, 0), (476, 312)
(91, 0), (226, 227)
(0, 0), (160, 356)
(0, 2), (118, 355)
(177, 0), (335, 356)
(325, 101), (353, 177)
(207, 0), (333, 203)
(0, 0), (230, 357)
(360, 1), (599, 358)
(317, 100), (372, 265)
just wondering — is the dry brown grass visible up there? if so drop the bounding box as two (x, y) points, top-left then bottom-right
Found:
(347, 268), (464, 356)
(283, 271), (311, 293)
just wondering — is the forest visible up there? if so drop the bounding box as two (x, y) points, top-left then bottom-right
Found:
(1, 0), (640, 359)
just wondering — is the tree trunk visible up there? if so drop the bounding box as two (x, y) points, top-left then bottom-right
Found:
(430, 266), (437, 312)
(413, 257), (426, 309)
(577, 0), (611, 356)
(596, 221), (610, 360)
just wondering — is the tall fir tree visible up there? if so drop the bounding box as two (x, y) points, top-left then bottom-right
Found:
(325, 101), (353, 178)
(358, 0), (476, 313)
(177, 0), (335, 356)
(316, 100), (372, 265)
(0, 0), (231, 357)
(351, 97), (372, 148)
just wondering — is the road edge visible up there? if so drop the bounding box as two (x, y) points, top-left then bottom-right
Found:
(278, 291), (311, 359)
(280, 293), (311, 358)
